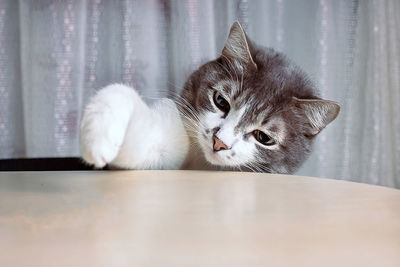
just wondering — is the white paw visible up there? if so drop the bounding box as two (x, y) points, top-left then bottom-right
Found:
(81, 138), (120, 168)
(80, 84), (136, 168)
(80, 107), (125, 168)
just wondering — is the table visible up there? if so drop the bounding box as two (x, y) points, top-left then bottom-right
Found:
(0, 171), (399, 267)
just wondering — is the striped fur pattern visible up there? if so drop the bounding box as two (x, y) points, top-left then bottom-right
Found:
(179, 22), (339, 173)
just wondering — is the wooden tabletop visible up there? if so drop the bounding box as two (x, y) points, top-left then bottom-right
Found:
(0, 171), (399, 267)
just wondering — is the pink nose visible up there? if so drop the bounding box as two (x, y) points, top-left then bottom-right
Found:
(213, 135), (228, 152)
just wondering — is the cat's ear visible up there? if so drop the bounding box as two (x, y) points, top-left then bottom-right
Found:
(222, 21), (257, 70)
(293, 97), (340, 136)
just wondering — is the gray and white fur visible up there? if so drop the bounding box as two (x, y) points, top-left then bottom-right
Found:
(80, 22), (340, 174)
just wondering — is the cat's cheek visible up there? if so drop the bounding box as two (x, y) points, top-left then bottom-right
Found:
(230, 141), (257, 165)
(200, 111), (223, 132)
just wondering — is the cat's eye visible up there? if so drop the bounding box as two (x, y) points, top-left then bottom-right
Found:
(253, 130), (275, 146)
(213, 92), (230, 113)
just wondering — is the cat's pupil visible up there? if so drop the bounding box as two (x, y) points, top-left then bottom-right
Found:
(213, 92), (230, 113)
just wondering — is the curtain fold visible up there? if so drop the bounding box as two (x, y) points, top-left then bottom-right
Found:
(0, 0), (398, 187)
(338, 0), (400, 187)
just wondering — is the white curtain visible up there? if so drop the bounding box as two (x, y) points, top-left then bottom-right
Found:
(0, 0), (399, 187)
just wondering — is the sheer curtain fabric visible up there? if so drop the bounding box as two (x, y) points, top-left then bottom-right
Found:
(0, 0), (399, 187)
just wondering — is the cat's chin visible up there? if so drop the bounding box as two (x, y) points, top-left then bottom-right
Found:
(202, 149), (233, 167)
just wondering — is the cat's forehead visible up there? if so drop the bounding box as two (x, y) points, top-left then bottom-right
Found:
(213, 79), (255, 105)
(213, 81), (286, 129)
(213, 79), (240, 96)
(213, 78), (272, 114)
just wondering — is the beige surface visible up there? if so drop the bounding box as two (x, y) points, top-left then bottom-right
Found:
(0, 171), (399, 267)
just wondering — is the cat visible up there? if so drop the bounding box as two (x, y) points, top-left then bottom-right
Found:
(80, 22), (340, 174)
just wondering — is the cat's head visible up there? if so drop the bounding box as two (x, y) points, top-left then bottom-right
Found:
(180, 22), (340, 173)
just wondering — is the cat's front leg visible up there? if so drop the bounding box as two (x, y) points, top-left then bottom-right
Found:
(80, 84), (145, 168)
(111, 98), (189, 170)
(80, 84), (189, 170)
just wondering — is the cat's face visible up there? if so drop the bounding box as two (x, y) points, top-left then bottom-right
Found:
(180, 22), (340, 173)
(196, 79), (290, 173)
